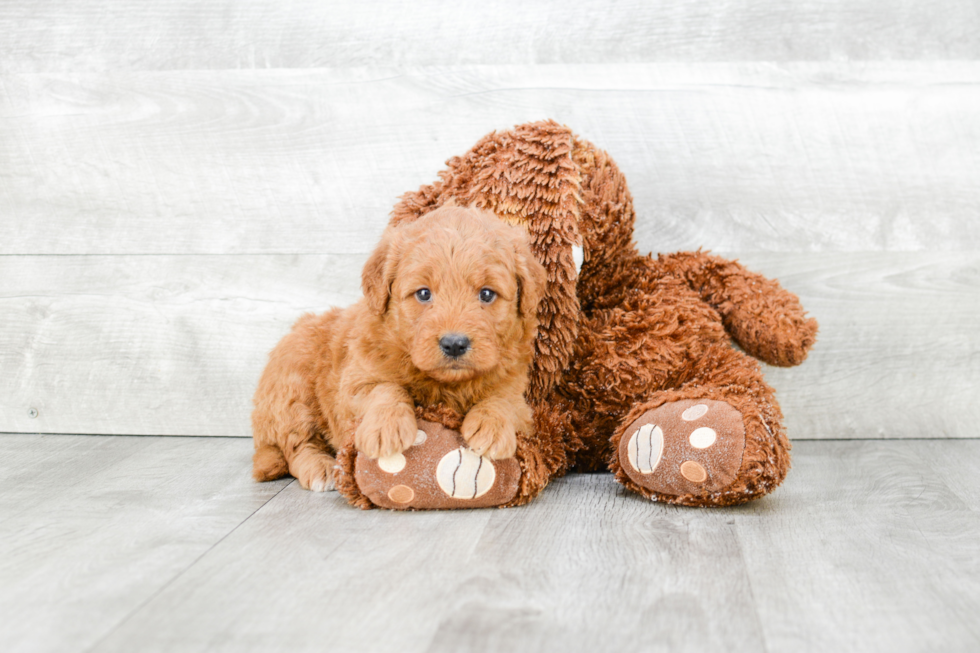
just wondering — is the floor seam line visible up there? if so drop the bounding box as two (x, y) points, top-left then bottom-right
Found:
(82, 478), (296, 653)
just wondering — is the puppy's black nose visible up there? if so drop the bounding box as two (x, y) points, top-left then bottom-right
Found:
(439, 333), (471, 358)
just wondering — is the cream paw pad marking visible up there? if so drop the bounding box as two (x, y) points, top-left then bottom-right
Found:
(619, 399), (746, 496)
(353, 419), (521, 510)
(436, 447), (496, 499)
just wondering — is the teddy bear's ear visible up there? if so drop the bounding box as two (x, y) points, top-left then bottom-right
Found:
(361, 230), (397, 315)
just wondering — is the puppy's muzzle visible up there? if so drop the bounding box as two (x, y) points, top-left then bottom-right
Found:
(439, 333), (471, 359)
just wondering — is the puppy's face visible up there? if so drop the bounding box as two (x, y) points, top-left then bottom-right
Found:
(362, 205), (546, 384)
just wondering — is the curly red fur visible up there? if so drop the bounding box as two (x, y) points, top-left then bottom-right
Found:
(253, 205), (546, 491)
(376, 121), (817, 507)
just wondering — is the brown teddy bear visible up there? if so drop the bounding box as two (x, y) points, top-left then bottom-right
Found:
(335, 120), (817, 509)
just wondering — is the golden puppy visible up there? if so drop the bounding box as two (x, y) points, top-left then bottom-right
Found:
(251, 205), (547, 491)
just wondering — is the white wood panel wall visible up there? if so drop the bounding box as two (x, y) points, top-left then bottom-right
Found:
(2, 1), (979, 71)
(1, 1), (977, 440)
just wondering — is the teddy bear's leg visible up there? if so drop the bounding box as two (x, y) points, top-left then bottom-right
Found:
(656, 251), (818, 367)
(333, 400), (572, 510)
(343, 417), (522, 510)
(610, 344), (790, 507)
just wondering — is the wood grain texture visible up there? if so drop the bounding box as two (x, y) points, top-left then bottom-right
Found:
(2, 252), (977, 440)
(912, 439), (980, 513)
(0, 254), (362, 436)
(3, 63), (980, 255)
(2, 0), (979, 73)
(0, 434), (290, 653)
(3, 435), (973, 653)
(738, 440), (980, 650)
(93, 473), (764, 653)
(738, 252), (980, 440)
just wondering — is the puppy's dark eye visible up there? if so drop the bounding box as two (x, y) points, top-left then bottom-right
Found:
(415, 288), (432, 303)
(479, 288), (497, 304)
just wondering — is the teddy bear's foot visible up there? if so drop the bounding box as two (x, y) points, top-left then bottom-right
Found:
(352, 419), (521, 510)
(617, 399), (746, 499)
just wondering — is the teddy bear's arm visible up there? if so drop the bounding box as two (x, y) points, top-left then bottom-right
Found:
(656, 251), (818, 367)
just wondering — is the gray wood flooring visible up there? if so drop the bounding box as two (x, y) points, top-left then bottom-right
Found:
(2, 434), (978, 653)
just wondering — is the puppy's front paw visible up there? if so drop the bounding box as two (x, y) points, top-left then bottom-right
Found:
(461, 408), (517, 460)
(355, 403), (418, 459)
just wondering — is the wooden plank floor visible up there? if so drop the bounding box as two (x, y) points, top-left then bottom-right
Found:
(2, 434), (978, 653)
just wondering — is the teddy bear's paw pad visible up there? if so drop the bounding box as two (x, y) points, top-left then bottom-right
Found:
(436, 447), (496, 499)
(354, 420), (520, 510)
(619, 399), (745, 496)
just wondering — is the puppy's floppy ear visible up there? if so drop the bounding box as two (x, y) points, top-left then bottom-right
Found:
(511, 233), (548, 323)
(361, 230), (398, 315)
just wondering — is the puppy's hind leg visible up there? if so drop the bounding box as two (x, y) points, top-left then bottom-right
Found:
(252, 396), (339, 492)
(252, 403), (338, 491)
(287, 440), (338, 492)
(253, 443), (289, 482)
(253, 436), (338, 492)
(251, 312), (340, 492)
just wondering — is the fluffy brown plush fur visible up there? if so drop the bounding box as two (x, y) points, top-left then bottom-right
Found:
(334, 120), (817, 509)
(251, 205), (546, 490)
